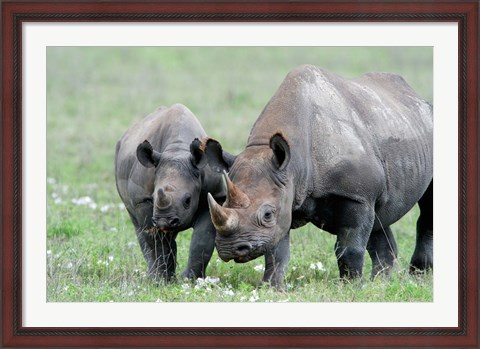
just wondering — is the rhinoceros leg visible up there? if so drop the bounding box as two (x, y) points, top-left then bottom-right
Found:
(182, 209), (216, 280)
(366, 226), (398, 278)
(129, 205), (177, 281)
(146, 232), (177, 281)
(263, 232), (290, 290)
(333, 201), (375, 279)
(410, 181), (433, 273)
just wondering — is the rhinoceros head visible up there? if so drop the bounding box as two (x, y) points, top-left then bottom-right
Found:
(136, 138), (207, 233)
(205, 133), (294, 263)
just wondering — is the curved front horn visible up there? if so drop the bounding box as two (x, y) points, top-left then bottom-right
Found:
(207, 193), (238, 235)
(222, 171), (250, 209)
(156, 188), (172, 209)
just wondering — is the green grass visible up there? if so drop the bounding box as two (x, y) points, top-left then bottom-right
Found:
(47, 47), (433, 302)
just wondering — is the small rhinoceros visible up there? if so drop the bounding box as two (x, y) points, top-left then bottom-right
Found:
(115, 104), (234, 281)
(205, 65), (433, 289)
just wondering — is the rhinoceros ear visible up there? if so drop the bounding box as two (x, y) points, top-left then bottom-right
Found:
(190, 138), (207, 169)
(204, 138), (233, 173)
(270, 132), (290, 171)
(136, 140), (162, 168)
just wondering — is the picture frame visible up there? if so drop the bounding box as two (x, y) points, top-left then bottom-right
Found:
(1, 1), (478, 347)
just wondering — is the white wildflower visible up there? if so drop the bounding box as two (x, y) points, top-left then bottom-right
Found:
(224, 289), (235, 297)
(100, 205), (111, 213)
(155, 298), (162, 303)
(97, 259), (109, 266)
(240, 296), (246, 301)
(310, 261), (325, 271)
(108, 256), (114, 262)
(47, 250), (52, 255)
(249, 289), (259, 302)
(47, 177), (56, 185)
(63, 286), (69, 291)
(127, 241), (136, 248)
(316, 262), (325, 271)
(110, 227), (118, 233)
(72, 196), (98, 209)
(181, 284), (191, 293)
(51, 192), (62, 204)
(254, 264), (265, 272)
(195, 278), (205, 287)
(66, 262), (73, 269)
(205, 276), (220, 284)
(127, 291), (134, 297)
(72, 196), (92, 205)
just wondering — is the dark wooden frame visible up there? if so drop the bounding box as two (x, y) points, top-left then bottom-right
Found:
(1, 1), (478, 347)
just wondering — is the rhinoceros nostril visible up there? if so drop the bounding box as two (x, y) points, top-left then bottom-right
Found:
(235, 243), (252, 257)
(169, 218), (180, 227)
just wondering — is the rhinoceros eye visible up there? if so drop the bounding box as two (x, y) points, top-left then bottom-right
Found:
(264, 211), (273, 221)
(183, 194), (192, 209)
(257, 204), (276, 227)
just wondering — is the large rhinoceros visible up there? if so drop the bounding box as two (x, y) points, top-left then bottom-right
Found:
(115, 104), (234, 281)
(206, 65), (433, 288)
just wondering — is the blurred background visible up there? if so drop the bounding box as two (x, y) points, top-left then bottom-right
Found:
(46, 47), (432, 302)
(47, 47), (432, 181)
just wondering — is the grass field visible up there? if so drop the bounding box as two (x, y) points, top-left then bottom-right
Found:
(47, 47), (433, 302)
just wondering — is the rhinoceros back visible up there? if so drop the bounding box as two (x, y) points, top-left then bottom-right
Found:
(349, 72), (432, 223)
(247, 65), (432, 226)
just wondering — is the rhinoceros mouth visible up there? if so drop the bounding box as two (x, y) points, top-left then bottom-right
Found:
(233, 254), (261, 263)
(146, 225), (183, 236)
(216, 237), (269, 263)
(217, 246), (261, 263)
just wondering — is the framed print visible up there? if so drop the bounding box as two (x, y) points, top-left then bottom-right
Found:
(1, 1), (478, 347)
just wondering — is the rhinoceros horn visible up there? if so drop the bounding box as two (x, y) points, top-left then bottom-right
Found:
(156, 188), (172, 209)
(207, 193), (238, 235)
(222, 170), (250, 209)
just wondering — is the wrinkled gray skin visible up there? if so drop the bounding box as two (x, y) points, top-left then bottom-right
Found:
(115, 104), (234, 281)
(206, 65), (433, 289)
